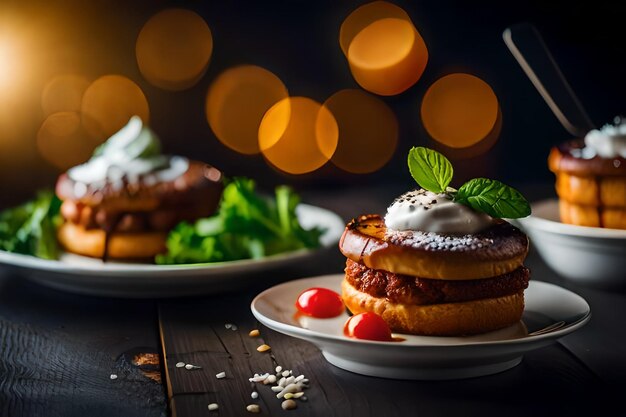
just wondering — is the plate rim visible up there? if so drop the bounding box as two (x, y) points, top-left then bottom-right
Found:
(514, 198), (626, 239)
(251, 274), (591, 349)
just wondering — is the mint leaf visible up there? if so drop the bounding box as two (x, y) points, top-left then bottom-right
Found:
(455, 178), (531, 219)
(407, 147), (453, 193)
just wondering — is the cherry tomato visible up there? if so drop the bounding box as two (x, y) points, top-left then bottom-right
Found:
(295, 288), (345, 318)
(344, 312), (392, 341)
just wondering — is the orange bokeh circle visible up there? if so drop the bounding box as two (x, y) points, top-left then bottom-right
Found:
(259, 97), (338, 175)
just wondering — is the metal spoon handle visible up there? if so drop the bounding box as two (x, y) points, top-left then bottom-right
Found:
(503, 23), (595, 138)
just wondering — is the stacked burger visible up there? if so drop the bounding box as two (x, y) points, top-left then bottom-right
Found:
(339, 148), (531, 336)
(55, 116), (223, 260)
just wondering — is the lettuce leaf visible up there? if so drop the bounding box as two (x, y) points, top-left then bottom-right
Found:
(156, 178), (324, 264)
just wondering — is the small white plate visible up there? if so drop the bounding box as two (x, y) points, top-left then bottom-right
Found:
(0, 204), (345, 298)
(251, 274), (591, 380)
(512, 199), (626, 289)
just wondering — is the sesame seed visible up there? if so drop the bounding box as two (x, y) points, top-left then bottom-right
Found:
(225, 323), (232, 329)
(208, 403), (219, 411)
(216, 372), (226, 379)
(251, 391), (259, 399)
(185, 364), (201, 370)
(249, 329), (260, 337)
(275, 366), (282, 373)
(175, 362), (186, 368)
(257, 344), (271, 352)
(110, 374), (118, 380)
(246, 404), (261, 413)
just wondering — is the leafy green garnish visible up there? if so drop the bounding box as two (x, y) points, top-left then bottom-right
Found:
(408, 147), (453, 193)
(406, 147), (531, 219)
(155, 177), (324, 265)
(0, 191), (62, 259)
(455, 178), (531, 219)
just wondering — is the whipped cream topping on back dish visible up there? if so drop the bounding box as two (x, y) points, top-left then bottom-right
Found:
(384, 189), (495, 234)
(583, 116), (626, 159)
(68, 116), (189, 189)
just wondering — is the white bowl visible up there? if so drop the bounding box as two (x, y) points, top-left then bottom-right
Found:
(512, 199), (626, 289)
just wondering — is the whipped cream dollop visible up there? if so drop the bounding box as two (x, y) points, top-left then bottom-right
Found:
(68, 116), (189, 189)
(384, 189), (495, 234)
(583, 116), (626, 158)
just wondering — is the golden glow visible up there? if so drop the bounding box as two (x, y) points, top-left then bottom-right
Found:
(259, 97), (338, 175)
(421, 73), (499, 149)
(37, 112), (95, 171)
(0, 37), (19, 89)
(339, 1), (411, 57)
(81, 75), (150, 141)
(41, 74), (90, 117)
(347, 18), (428, 96)
(206, 65), (288, 155)
(431, 107), (502, 160)
(324, 89), (398, 173)
(136, 8), (213, 91)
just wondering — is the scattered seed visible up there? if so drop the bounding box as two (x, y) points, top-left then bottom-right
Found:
(281, 370), (290, 377)
(283, 393), (294, 399)
(266, 375), (277, 384)
(291, 392), (304, 399)
(276, 383), (300, 399)
(246, 404), (261, 413)
(216, 372), (226, 379)
(284, 376), (295, 386)
(248, 373), (269, 382)
(231, 325), (238, 331)
(257, 344), (271, 352)
(271, 386), (283, 393)
(275, 366), (282, 373)
(175, 362), (186, 368)
(282, 399), (297, 410)
(110, 374), (118, 380)
(294, 375), (305, 382)
(251, 391), (259, 399)
(185, 364), (201, 370)
(249, 329), (260, 337)
(225, 323), (232, 329)
(278, 377), (286, 387)
(208, 403), (219, 411)
(300, 396), (308, 402)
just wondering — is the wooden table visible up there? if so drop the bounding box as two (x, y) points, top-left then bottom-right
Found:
(1, 184), (625, 417)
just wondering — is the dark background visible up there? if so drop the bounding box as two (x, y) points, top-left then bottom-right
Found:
(1, 0), (625, 206)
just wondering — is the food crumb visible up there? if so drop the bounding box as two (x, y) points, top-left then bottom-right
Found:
(282, 399), (297, 410)
(249, 329), (260, 337)
(256, 344), (271, 352)
(246, 404), (261, 413)
(251, 391), (259, 399)
(175, 362), (185, 368)
(216, 372), (226, 379)
(208, 403), (219, 411)
(110, 374), (118, 380)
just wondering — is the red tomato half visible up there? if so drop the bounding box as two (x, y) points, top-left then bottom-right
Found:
(344, 312), (392, 341)
(295, 288), (344, 318)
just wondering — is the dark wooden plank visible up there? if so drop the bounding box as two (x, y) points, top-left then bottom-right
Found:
(0, 273), (167, 417)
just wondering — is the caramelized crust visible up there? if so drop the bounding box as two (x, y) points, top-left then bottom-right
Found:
(339, 215), (529, 280)
(548, 141), (626, 177)
(345, 259), (529, 305)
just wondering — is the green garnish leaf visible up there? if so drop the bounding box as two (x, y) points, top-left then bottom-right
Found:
(156, 177), (325, 265)
(407, 147), (453, 193)
(0, 191), (62, 260)
(455, 178), (531, 219)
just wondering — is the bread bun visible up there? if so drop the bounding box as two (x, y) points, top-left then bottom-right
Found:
(57, 223), (167, 260)
(339, 214), (528, 280)
(342, 278), (524, 336)
(548, 141), (626, 229)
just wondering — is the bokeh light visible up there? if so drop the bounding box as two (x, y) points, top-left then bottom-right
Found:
(347, 18), (428, 96)
(81, 75), (150, 141)
(206, 65), (288, 155)
(259, 97), (338, 175)
(339, 1), (411, 57)
(41, 74), (90, 117)
(430, 107), (502, 160)
(323, 89), (398, 173)
(37, 112), (96, 171)
(136, 8), (213, 91)
(421, 73), (499, 149)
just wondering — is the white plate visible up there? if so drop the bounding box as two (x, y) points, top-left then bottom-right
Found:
(0, 204), (345, 298)
(511, 199), (626, 289)
(251, 274), (591, 380)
